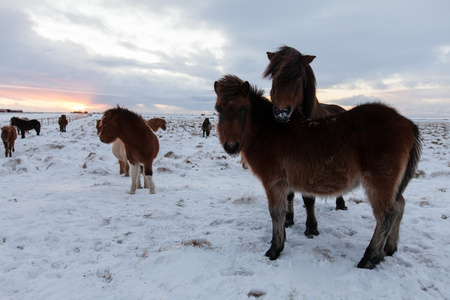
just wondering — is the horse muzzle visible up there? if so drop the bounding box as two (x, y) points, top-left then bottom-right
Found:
(223, 142), (240, 155)
(273, 106), (292, 123)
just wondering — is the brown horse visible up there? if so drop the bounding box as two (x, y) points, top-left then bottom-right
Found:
(1, 126), (17, 157)
(202, 118), (212, 137)
(146, 117), (167, 132)
(58, 115), (68, 132)
(111, 117), (167, 185)
(263, 46), (347, 233)
(98, 106), (159, 194)
(214, 75), (421, 269)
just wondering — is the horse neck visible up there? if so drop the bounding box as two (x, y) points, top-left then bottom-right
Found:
(242, 96), (273, 151)
(308, 98), (329, 119)
(115, 120), (148, 146)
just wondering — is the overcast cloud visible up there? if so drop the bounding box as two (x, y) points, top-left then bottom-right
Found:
(0, 0), (449, 117)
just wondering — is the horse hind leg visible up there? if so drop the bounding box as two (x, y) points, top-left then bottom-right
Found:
(146, 175), (156, 194)
(128, 163), (140, 194)
(285, 192), (295, 228)
(335, 195), (347, 210)
(119, 160), (125, 175)
(143, 165), (155, 194)
(136, 165), (144, 189)
(384, 194), (405, 256)
(357, 193), (400, 269)
(302, 195), (319, 238)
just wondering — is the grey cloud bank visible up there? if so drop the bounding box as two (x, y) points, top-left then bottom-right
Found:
(0, 0), (449, 117)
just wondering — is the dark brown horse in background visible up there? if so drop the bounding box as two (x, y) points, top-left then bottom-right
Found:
(214, 74), (421, 269)
(58, 115), (68, 132)
(98, 106), (159, 194)
(263, 46), (347, 235)
(202, 118), (212, 137)
(1, 126), (17, 157)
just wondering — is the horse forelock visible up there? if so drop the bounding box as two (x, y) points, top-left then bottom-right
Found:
(215, 75), (265, 108)
(263, 46), (303, 82)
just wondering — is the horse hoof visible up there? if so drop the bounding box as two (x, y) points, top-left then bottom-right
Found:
(304, 228), (320, 239)
(357, 256), (382, 269)
(265, 248), (281, 260)
(150, 189), (156, 194)
(384, 246), (398, 256)
(128, 190), (136, 195)
(285, 219), (295, 228)
(336, 205), (348, 211)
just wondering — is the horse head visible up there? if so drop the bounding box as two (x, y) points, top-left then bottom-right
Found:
(214, 75), (252, 156)
(10, 117), (18, 126)
(98, 112), (119, 144)
(264, 46), (317, 122)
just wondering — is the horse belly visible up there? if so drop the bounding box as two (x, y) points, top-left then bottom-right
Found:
(287, 160), (360, 197)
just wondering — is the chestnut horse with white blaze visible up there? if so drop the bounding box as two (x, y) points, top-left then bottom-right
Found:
(214, 75), (422, 269)
(1, 126), (17, 157)
(98, 106), (159, 194)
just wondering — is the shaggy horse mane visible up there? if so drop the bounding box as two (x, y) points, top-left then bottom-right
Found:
(103, 105), (145, 124)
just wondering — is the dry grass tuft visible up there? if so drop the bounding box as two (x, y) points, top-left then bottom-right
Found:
(182, 239), (212, 249)
(248, 290), (266, 298)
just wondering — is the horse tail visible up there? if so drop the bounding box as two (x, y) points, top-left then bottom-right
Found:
(397, 122), (422, 199)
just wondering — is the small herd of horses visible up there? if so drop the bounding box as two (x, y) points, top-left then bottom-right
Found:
(1, 115), (69, 157)
(4, 46), (423, 269)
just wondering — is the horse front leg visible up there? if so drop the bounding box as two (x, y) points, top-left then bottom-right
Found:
(265, 181), (288, 260)
(357, 193), (401, 269)
(128, 163), (140, 194)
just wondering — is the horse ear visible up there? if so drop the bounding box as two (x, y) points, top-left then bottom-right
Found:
(301, 55), (316, 65)
(214, 81), (220, 94)
(267, 52), (275, 61)
(240, 81), (251, 96)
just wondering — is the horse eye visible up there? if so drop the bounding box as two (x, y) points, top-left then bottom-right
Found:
(240, 106), (248, 116)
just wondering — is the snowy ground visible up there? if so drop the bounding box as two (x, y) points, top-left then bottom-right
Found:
(0, 113), (449, 300)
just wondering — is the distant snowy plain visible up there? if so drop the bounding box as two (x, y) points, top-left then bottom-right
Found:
(0, 113), (449, 300)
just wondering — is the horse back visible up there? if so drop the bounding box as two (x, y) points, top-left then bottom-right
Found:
(244, 103), (418, 197)
(125, 125), (159, 165)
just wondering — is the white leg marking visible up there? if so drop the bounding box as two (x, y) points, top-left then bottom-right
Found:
(128, 163), (140, 194)
(146, 175), (156, 194)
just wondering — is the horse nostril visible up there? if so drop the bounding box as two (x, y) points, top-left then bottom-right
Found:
(224, 142), (240, 154)
(284, 106), (292, 115)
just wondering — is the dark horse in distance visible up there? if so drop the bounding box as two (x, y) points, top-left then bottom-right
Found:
(10, 117), (41, 139)
(214, 74), (421, 269)
(202, 118), (212, 137)
(58, 115), (68, 132)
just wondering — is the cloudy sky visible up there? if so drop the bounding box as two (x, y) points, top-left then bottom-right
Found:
(0, 0), (449, 117)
